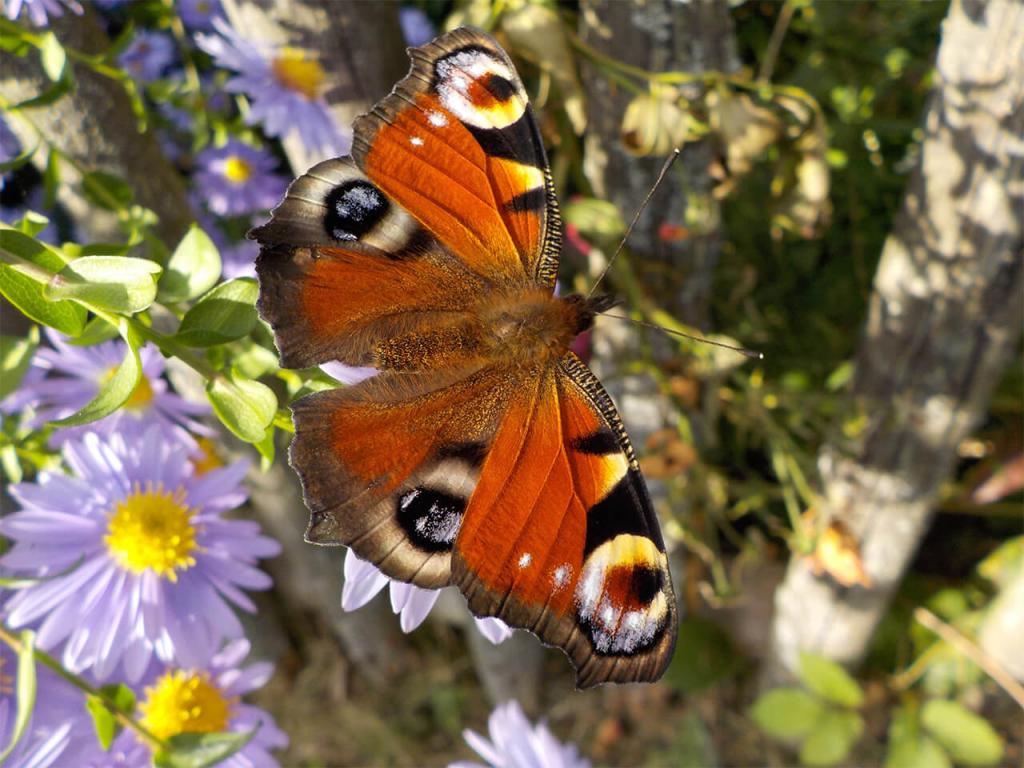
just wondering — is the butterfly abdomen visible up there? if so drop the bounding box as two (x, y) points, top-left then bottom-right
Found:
(475, 290), (594, 368)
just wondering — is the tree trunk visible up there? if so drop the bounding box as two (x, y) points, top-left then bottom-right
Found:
(768, 0), (1024, 680)
(0, 6), (192, 245)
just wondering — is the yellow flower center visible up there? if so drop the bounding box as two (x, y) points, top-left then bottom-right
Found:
(102, 366), (154, 411)
(191, 437), (224, 476)
(104, 483), (197, 581)
(139, 671), (233, 741)
(271, 48), (325, 100)
(222, 155), (253, 184)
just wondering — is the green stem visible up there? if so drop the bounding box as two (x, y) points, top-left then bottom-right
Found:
(0, 624), (165, 752)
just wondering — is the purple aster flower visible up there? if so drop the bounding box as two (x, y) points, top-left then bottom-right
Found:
(220, 236), (258, 280)
(342, 549), (513, 644)
(399, 7), (436, 47)
(3, 0), (82, 26)
(93, 638), (287, 767)
(196, 17), (349, 158)
(0, 426), (281, 682)
(194, 139), (288, 217)
(0, 187), (60, 244)
(177, 0), (223, 31)
(119, 31), (176, 82)
(452, 700), (591, 768)
(0, 116), (20, 163)
(319, 360), (378, 386)
(0, 638), (101, 768)
(2, 329), (211, 446)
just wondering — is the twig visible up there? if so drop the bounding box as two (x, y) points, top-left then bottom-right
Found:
(758, 0), (796, 84)
(913, 606), (1024, 710)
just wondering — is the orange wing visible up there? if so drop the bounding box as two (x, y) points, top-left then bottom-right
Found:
(252, 158), (488, 370)
(352, 27), (561, 287)
(452, 354), (678, 688)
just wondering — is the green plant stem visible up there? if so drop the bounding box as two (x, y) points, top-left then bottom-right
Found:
(0, 624), (164, 752)
(758, 0), (797, 83)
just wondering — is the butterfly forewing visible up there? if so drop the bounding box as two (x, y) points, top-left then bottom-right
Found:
(352, 27), (561, 287)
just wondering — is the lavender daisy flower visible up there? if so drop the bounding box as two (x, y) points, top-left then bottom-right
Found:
(399, 6), (436, 47)
(452, 700), (592, 768)
(0, 426), (281, 681)
(2, 329), (211, 446)
(3, 0), (81, 26)
(194, 140), (288, 217)
(177, 0), (223, 31)
(95, 638), (287, 767)
(119, 31), (176, 82)
(0, 638), (101, 768)
(196, 17), (349, 158)
(342, 549), (513, 644)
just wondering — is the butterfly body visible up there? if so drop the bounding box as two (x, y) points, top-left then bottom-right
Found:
(253, 27), (678, 687)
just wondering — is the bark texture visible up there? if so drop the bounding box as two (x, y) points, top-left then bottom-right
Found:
(0, 7), (191, 245)
(579, 0), (739, 325)
(768, 0), (1024, 679)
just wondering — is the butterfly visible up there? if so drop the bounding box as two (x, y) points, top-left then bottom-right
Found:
(251, 26), (677, 688)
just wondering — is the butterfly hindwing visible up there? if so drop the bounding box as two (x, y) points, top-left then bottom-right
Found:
(452, 353), (678, 687)
(352, 27), (561, 286)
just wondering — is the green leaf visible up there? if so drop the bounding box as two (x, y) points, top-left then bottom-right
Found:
(797, 652), (864, 708)
(45, 256), (162, 313)
(750, 688), (824, 742)
(154, 728), (257, 768)
(67, 315), (121, 346)
(0, 327), (39, 400)
(664, 616), (742, 693)
(563, 197), (627, 240)
(0, 630), (37, 763)
(159, 225), (222, 303)
(10, 75), (72, 110)
(98, 683), (137, 715)
(799, 708), (863, 766)
(255, 425), (275, 467)
(1, 444), (23, 483)
(82, 171), (134, 212)
(39, 31), (67, 81)
(207, 369), (276, 443)
(175, 278), (258, 347)
(52, 322), (143, 427)
(921, 700), (1004, 766)
(42, 147), (60, 209)
(885, 736), (952, 768)
(85, 694), (120, 751)
(0, 263), (86, 336)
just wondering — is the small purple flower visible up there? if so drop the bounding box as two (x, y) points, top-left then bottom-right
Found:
(95, 638), (287, 767)
(342, 549), (513, 644)
(194, 139), (288, 217)
(119, 31), (176, 82)
(3, 0), (82, 26)
(0, 426), (281, 681)
(0, 116), (20, 163)
(452, 700), (592, 768)
(177, 0), (223, 31)
(0, 639), (100, 768)
(1, 329), (211, 446)
(196, 17), (349, 158)
(399, 7), (436, 47)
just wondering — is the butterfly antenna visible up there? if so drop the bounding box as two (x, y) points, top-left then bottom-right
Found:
(601, 312), (764, 360)
(587, 148), (682, 299)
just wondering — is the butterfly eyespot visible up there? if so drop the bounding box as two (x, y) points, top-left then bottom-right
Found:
(397, 487), (464, 553)
(575, 534), (670, 655)
(434, 47), (525, 129)
(323, 180), (389, 242)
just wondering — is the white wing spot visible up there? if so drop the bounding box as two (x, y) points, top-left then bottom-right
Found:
(409, 135), (424, 147)
(517, 552), (532, 569)
(427, 110), (448, 127)
(552, 564), (572, 591)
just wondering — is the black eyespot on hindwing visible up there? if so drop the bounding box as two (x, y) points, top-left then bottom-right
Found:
(323, 181), (388, 242)
(396, 487), (465, 553)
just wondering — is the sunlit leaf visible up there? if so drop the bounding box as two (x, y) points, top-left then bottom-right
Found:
(799, 709), (863, 766)
(750, 688), (824, 742)
(175, 278), (257, 347)
(45, 256), (162, 314)
(921, 700), (1003, 766)
(207, 369), (276, 443)
(797, 652), (864, 708)
(0, 326), (39, 400)
(51, 322), (143, 426)
(38, 31), (66, 81)
(154, 728), (257, 768)
(0, 631), (37, 763)
(85, 694), (119, 751)
(159, 225), (222, 303)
